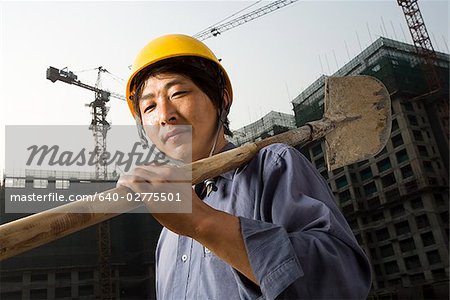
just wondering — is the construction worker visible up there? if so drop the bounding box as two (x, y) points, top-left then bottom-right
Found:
(118, 34), (371, 299)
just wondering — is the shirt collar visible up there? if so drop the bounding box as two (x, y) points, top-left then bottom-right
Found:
(216, 141), (236, 181)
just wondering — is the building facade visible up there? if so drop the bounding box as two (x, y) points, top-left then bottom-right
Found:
(237, 37), (450, 299)
(294, 37), (449, 299)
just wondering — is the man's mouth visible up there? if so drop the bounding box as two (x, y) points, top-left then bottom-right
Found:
(162, 128), (190, 143)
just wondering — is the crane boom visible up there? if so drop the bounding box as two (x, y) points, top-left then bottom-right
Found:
(46, 66), (125, 101)
(193, 0), (298, 41)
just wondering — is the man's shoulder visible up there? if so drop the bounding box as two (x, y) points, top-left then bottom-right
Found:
(223, 142), (311, 181)
(259, 143), (295, 155)
(235, 143), (310, 177)
(256, 143), (306, 165)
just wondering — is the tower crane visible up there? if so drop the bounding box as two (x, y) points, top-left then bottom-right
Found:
(46, 66), (125, 299)
(397, 0), (442, 93)
(397, 0), (449, 170)
(46, 66), (125, 179)
(193, 0), (298, 41)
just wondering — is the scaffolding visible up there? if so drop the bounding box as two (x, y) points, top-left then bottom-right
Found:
(292, 37), (450, 128)
(230, 111), (295, 145)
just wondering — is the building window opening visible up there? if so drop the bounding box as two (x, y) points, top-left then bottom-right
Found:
(392, 134), (404, 148)
(384, 260), (399, 275)
(367, 196), (380, 208)
(31, 273), (47, 282)
(372, 212), (384, 222)
(396, 149), (409, 164)
(380, 244), (394, 258)
(311, 144), (323, 157)
(401, 165), (414, 179)
(315, 157), (325, 169)
(4, 178), (26, 188)
(390, 204), (404, 218)
(433, 193), (444, 206)
(376, 228), (390, 241)
(360, 167), (373, 181)
(30, 289), (47, 300)
(55, 287), (71, 298)
(55, 179), (70, 189)
(338, 189), (352, 203)
(381, 173), (396, 187)
(410, 197), (423, 209)
(417, 145), (428, 157)
(413, 130), (424, 141)
(402, 102), (414, 112)
(364, 182), (377, 197)
(426, 250), (441, 265)
(333, 167), (345, 175)
(404, 255), (421, 270)
(399, 238), (416, 252)
(423, 161), (433, 172)
(395, 220), (410, 235)
(421, 232), (435, 247)
(392, 119), (399, 131)
(33, 179), (48, 189)
(415, 214), (430, 229)
(410, 273), (425, 284)
(408, 115), (418, 126)
(370, 248), (378, 260)
(335, 175), (348, 189)
(432, 268), (446, 280)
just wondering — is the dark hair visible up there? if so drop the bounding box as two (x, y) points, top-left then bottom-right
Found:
(130, 56), (232, 136)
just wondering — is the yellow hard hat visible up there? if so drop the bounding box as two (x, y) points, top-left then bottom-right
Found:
(126, 34), (233, 118)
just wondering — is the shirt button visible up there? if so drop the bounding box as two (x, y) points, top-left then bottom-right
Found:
(204, 248), (211, 254)
(181, 254), (188, 262)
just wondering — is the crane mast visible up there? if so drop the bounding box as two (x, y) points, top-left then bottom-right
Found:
(397, 0), (449, 170)
(397, 0), (442, 92)
(90, 66), (110, 180)
(46, 66), (120, 299)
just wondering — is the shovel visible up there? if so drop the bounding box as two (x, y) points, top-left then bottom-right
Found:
(0, 75), (391, 261)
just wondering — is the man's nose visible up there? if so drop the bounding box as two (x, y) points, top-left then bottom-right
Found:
(158, 99), (177, 126)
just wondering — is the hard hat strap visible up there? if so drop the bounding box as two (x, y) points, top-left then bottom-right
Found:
(135, 115), (150, 150)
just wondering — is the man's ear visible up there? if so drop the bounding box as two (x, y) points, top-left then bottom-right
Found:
(222, 89), (231, 112)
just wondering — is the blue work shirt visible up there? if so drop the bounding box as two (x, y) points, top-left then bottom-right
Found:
(156, 143), (371, 299)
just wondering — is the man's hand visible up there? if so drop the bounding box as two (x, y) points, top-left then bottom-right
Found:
(117, 164), (258, 285)
(116, 164), (214, 237)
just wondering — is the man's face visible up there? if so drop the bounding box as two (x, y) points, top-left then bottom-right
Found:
(138, 72), (219, 162)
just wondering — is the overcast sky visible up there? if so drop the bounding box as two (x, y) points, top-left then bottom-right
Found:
(0, 0), (448, 175)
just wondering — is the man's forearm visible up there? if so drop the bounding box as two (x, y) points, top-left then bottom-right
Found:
(192, 208), (258, 285)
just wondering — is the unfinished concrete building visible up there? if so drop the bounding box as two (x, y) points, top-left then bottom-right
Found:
(293, 37), (449, 298)
(232, 37), (449, 298)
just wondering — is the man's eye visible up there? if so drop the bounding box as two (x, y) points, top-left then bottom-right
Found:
(143, 104), (155, 113)
(171, 91), (186, 99)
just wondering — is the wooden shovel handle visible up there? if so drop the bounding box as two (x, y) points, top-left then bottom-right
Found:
(0, 125), (313, 261)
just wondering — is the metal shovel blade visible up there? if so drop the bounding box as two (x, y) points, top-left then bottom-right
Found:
(324, 75), (391, 171)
